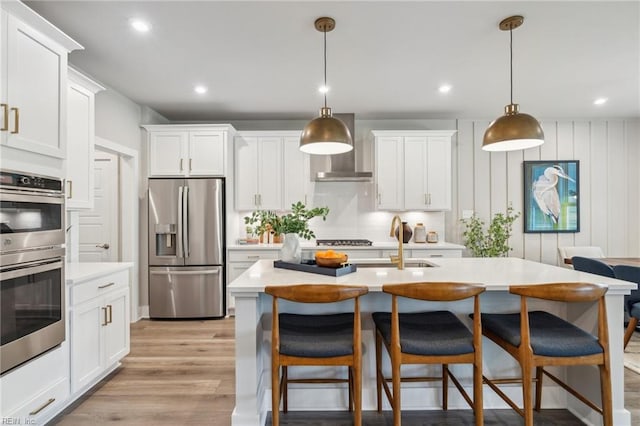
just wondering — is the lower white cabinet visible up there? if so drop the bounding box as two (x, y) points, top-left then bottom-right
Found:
(69, 268), (130, 394)
(0, 345), (70, 424)
(227, 249), (280, 313)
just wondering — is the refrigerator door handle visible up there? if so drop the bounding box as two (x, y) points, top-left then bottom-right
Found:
(177, 186), (184, 258)
(183, 185), (190, 258)
(150, 268), (220, 276)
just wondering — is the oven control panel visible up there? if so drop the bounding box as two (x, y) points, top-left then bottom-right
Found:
(0, 170), (62, 191)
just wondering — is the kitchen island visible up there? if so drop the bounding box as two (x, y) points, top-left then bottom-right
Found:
(228, 257), (636, 426)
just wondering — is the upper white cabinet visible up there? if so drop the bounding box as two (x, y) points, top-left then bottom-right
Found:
(0, 4), (82, 159)
(234, 131), (310, 211)
(144, 124), (235, 177)
(372, 130), (456, 211)
(66, 68), (104, 210)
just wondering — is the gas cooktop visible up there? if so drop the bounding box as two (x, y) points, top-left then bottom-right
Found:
(316, 239), (373, 247)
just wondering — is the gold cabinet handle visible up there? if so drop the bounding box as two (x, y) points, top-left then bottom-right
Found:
(107, 304), (113, 324)
(98, 282), (115, 289)
(29, 398), (55, 415)
(1, 103), (7, 131)
(10, 107), (19, 134)
(67, 180), (73, 199)
(189, 158), (192, 171)
(179, 158), (183, 171)
(102, 307), (108, 326)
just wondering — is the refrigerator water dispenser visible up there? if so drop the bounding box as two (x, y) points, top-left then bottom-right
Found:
(155, 223), (177, 256)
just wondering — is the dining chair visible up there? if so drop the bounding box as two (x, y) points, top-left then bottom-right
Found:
(571, 256), (615, 278)
(265, 284), (369, 426)
(479, 282), (612, 426)
(373, 282), (486, 426)
(614, 265), (640, 348)
(558, 246), (604, 267)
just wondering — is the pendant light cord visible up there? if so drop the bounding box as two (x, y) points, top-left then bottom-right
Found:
(509, 26), (513, 105)
(323, 28), (328, 109)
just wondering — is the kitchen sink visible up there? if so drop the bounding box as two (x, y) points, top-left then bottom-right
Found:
(353, 260), (437, 268)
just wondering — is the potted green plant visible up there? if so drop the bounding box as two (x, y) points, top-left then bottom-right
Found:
(244, 210), (278, 243)
(460, 206), (520, 257)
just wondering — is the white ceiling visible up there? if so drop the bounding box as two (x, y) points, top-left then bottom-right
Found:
(25, 0), (640, 122)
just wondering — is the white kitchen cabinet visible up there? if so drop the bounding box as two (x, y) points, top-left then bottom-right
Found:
(282, 135), (311, 208)
(66, 68), (104, 210)
(403, 135), (452, 210)
(0, 345), (70, 425)
(374, 135), (403, 210)
(372, 130), (456, 211)
(0, 5), (81, 159)
(235, 131), (308, 211)
(69, 268), (130, 394)
(144, 124), (235, 177)
(226, 249), (280, 314)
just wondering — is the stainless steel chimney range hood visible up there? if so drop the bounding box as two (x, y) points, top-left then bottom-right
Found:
(310, 113), (373, 182)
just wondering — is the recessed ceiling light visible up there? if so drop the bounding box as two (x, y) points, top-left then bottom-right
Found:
(194, 85), (208, 95)
(318, 85), (329, 94)
(130, 19), (151, 33)
(439, 84), (452, 94)
(593, 97), (608, 105)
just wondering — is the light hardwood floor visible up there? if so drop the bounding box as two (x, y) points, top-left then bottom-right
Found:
(51, 319), (640, 425)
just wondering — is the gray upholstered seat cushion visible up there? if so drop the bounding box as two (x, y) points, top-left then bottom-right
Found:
(631, 303), (640, 320)
(278, 313), (354, 358)
(479, 311), (603, 357)
(372, 311), (474, 356)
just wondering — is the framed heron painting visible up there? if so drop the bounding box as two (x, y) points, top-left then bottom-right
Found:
(523, 160), (579, 233)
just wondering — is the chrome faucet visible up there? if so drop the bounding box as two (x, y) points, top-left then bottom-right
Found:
(389, 215), (404, 270)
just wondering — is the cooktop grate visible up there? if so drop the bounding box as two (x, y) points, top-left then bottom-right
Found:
(316, 239), (373, 247)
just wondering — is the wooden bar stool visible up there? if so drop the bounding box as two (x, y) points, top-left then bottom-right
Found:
(265, 284), (369, 426)
(372, 282), (486, 426)
(479, 282), (612, 426)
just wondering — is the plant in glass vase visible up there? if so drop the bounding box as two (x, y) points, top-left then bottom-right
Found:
(460, 205), (520, 257)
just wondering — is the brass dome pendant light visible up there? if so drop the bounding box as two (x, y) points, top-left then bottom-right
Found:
(299, 17), (353, 155)
(483, 15), (544, 152)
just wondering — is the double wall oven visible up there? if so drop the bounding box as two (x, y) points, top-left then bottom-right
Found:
(1, 170), (66, 374)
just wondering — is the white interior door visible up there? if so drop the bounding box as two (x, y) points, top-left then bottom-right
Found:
(79, 150), (119, 262)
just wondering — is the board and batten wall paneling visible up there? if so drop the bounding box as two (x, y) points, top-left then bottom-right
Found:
(454, 119), (640, 264)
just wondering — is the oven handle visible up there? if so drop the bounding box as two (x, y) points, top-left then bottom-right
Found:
(0, 258), (63, 281)
(0, 190), (64, 204)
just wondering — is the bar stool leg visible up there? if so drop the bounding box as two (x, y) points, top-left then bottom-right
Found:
(348, 367), (353, 412)
(473, 357), (483, 426)
(375, 332), (383, 413)
(442, 364), (449, 410)
(272, 363), (280, 426)
(354, 360), (362, 426)
(600, 363), (613, 426)
(534, 366), (543, 411)
(522, 361), (534, 426)
(282, 366), (288, 413)
(392, 353), (401, 426)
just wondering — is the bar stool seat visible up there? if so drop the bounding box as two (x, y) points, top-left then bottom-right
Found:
(372, 311), (475, 356)
(279, 313), (354, 357)
(481, 311), (603, 357)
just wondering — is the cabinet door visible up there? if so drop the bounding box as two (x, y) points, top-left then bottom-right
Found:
(282, 136), (309, 208)
(256, 137), (282, 210)
(375, 136), (403, 210)
(4, 15), (68, 158)
(403, 136), (429, 210)
(234, 136), (259, 210)
(425, 137), (451, 210)
(189, 131), (225, 176)
(149, 132), (188, 176)
(71, 298), (104, 392)
(104, 287), (130, 367)
(66, 81), (94, 209)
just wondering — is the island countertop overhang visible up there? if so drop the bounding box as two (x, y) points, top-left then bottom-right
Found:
(228, 257), (636, 295)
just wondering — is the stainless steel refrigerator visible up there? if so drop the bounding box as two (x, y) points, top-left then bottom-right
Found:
(148, 178), (225, 318)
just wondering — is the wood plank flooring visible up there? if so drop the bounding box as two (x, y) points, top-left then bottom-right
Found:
(50, 318), (640, 425)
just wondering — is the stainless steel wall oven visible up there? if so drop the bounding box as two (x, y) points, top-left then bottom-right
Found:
(0, 170), (65, 375)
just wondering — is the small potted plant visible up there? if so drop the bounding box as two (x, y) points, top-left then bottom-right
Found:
(276, 201), (329, 263)
(460, 205), (520, 257)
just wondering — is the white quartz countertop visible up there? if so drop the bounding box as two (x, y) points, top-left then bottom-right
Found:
(228, 241), (465, 250)
(228, 257), (636, 294)
(66, 262), (134, 284)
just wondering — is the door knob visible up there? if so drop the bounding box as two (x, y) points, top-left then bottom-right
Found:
(96, 243), (110, 249)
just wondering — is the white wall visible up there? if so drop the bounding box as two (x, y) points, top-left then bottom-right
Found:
(95, 86), (144, 150)
(448, 118), (640, 264)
